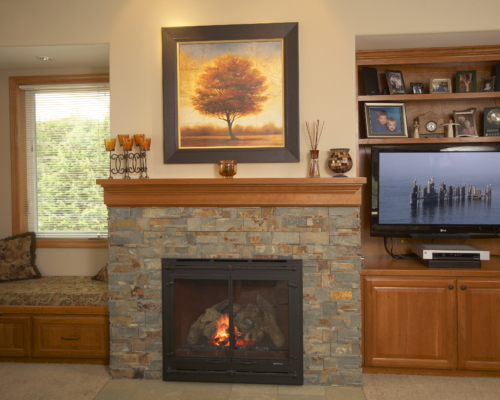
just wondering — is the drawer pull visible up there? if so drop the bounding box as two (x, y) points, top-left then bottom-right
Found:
(61, 337), (81, 341)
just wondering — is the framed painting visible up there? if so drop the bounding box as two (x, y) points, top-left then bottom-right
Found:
(162, 23), (299, 164)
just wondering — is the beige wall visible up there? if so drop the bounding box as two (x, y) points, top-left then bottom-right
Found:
(1, 0), (499, 274)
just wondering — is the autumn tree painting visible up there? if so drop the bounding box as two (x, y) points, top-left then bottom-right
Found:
(191, 54), (269, 140)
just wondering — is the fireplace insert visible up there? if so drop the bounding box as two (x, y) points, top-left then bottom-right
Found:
(162, 258), (303, 385)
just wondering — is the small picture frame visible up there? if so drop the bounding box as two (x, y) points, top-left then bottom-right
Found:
(453, 108), (478, 137)
(481, 77), (495, 92)
(385, 70), (405, 94)
(364, 102), (408, 138)
(410, 82), (424, 94)
(430, 78), (452, 93)
(456, 70), (477, 93)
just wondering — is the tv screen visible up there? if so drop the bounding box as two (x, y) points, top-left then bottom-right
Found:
(371, 145), (500, 238)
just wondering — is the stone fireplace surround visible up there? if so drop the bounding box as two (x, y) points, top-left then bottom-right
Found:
(97, 178), (365, 386)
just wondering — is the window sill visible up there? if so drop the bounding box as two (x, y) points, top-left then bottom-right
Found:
(36, 239), (108, 249)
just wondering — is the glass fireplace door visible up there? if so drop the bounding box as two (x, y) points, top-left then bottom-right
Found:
(171, 276), (290, 359)
(232, 278), (289, 359)
(172, 276), (231, 358)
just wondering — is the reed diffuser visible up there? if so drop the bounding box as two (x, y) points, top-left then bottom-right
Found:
(306, 120), (324, 178)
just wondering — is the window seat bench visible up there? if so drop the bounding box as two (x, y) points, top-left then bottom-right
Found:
(0, 276), (109, 365)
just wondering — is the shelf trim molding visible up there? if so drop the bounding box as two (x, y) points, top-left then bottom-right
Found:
(96, 178), (366, 207)
(357, 44), (500, 65)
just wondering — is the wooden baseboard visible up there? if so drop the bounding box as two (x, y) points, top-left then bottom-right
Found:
(363, 366), (500, 378)
(0, 356), (109, 365)
(0, 305), (109, 315)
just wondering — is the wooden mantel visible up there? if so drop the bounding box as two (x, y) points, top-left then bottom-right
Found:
(96, 178), (366, 207)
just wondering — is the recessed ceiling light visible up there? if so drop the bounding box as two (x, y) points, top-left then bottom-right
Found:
(36, 56), (54, 61)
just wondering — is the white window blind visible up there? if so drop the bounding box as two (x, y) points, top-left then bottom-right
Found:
(20, 83), (110, 239)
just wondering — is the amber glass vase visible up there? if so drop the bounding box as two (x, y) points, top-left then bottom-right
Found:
(218, 160), (237, 178)
(328, 148), (353, 177)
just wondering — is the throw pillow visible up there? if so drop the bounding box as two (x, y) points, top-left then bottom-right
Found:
(91, 264), (108, 283)
(0, 232), (40, 283)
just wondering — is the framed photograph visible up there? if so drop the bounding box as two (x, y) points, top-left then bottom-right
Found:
(430, 78), (452, 93)
(481, 76), (495, 92)
(385, 70), (405, 94)
(453, 108), (478, 137)
(364, 103), (408, 138)
(456, 70), (477, 93)
(162, 23), (299, 164)
(410, 82), (424, 94)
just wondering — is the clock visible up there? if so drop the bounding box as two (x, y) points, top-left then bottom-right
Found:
(484, 107), (500, 136)
(425, 121), (438, 132)
(418, 111), (445, 137)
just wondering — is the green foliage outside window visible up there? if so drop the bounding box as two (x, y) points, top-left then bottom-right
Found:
(35, 115), (110, 232)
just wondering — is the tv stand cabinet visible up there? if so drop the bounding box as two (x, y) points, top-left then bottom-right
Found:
(361, 256), (500, 376)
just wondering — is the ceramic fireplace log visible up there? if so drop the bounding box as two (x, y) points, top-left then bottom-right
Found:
(256, 294), (285, 348)
(186, 306), (221, 345)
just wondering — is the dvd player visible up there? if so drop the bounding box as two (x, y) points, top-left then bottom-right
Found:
(412, 244), (490, 261)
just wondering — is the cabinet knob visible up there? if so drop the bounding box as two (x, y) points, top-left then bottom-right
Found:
(461, 285), (467, 290)
(448, 285), (454, 290)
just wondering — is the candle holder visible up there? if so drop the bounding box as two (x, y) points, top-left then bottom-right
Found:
(218, 160), (237, 178)
(104, 136), (151, 179)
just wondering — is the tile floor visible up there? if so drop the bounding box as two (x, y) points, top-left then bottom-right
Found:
(94, 380), (366, 400)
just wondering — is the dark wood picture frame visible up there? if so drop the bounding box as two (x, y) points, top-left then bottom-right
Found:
(456, 70), (477, 93)
(385, 70), (405, 94)
(162, 23), (299, 164)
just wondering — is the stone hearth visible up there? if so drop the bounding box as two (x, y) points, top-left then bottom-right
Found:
(98, 178), (365, 386)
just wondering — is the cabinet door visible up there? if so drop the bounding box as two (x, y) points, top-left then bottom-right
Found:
(33, 315), (109, 359)
(458, 278), (500, 371)
(364, 276), (457, 369)
(0, 314), (31, 357)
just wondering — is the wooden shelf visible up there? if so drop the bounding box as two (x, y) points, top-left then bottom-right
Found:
(96, 178), (366, 207)
(356, 45), (500, 259)
(359, 136), (500, 145)
(358, 92), (499, 102)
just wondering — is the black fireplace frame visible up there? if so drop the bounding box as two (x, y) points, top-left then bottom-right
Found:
(162, 258), (303, 385)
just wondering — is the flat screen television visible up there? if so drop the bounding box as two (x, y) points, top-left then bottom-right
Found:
(371, 145), (500, 238)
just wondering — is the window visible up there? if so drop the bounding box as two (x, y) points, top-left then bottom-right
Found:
(10, 75), (110, 248)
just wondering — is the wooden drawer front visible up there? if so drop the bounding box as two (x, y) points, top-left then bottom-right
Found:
(0, 315), (31, 357)
(33, 315), (109, 359)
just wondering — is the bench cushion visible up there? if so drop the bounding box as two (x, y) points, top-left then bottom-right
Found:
(0, 276), (108, 306)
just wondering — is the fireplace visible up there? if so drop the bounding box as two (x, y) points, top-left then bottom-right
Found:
(162, 258), (303, 384)
(97, 178), (365, 385)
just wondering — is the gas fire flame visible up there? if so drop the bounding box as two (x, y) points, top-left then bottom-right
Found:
(207, 313), (255, 347)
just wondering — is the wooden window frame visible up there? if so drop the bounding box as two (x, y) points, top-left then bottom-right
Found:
(9, 74), (109, 248)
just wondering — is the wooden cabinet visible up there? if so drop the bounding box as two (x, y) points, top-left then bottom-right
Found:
(457, 278), (500, 371)
(0, 305), (109, 364)
(0, 314), (31, 357)
(362, 258), (500, 376)
(364, 276), (457, 369)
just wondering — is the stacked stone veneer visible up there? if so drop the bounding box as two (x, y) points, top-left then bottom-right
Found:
(107, 206), (362, 386)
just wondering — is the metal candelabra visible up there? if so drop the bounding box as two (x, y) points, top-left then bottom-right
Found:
(104, 135), (151, 179)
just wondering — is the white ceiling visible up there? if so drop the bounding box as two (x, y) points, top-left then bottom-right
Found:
(0, 44), (109, 71)
(356, 30), (500, 50)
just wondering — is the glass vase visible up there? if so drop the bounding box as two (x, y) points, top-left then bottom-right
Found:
(308, 150), (320, 178)
(328, 148), (353, 177)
